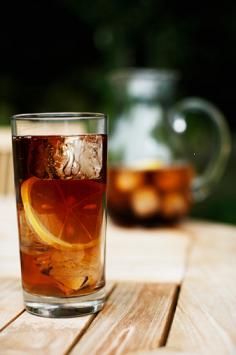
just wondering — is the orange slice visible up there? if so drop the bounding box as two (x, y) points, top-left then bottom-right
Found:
(21, 177), (104, 250)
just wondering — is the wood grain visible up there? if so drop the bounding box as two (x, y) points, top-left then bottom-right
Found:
(0, 151), (14, 196)
(0, 282), (114, 355)
(70, 282), (178, 355)
(0, 128), (11, 152)
(0, 197), (20, 278)
(165, 221), (236, 355)
(0, 311), (94, 355)
(0, 278), (24, 331)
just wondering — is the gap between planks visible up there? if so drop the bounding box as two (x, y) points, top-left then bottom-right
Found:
(0, 281), (115, 355)
(164, 222), (236, 355)
(64, 281), (117, 355)
(68, 282), (179, 355)
(0, 281), (178, 355)
(158, 285), (181, 348)
(0, 278), (25, 331)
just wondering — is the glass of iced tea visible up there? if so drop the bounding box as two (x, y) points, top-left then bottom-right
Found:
(11, 112), (107, 318)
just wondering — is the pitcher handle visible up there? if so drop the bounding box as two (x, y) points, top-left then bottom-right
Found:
(169, 97), (231, 201)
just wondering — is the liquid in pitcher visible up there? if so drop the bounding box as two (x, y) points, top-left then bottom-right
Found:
(108, 164), (194, 225)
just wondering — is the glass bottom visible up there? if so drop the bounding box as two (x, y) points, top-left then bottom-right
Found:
(23, 287), (106, 318)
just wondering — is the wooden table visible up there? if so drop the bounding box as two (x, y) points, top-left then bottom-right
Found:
(0, 197), (236, 354)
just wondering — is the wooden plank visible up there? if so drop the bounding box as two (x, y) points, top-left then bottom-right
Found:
(70, 282), (178, 355)
(0, 128), (11, 150)
(0, 128), (12, 196)
(0, 150), (14, 196)
(0, 312), (94, 355)
(106, 221), (191, 284)
(165, 221), (236, 355)
(0, 282), (115, 355)
(0, 278), (24, 330)
(0, 197), (20, 278)
(0, 152), (9, 195)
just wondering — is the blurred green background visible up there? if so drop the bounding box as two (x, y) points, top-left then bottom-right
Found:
(1, 0), (235, 224)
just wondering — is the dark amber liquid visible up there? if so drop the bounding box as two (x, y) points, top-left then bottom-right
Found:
(13, 135), (107, 297)
(108, 165), (194, 226)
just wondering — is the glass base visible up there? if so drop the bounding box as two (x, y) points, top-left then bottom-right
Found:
(23, 288), (106, 318)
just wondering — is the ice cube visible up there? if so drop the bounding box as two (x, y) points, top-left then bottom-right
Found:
(131, 186), (161, 218)
(161, 192), (188, 218)
(32, 135), (103, 179)
(77, 135), (103, 179)
(115, 171), (143, 192)
(46, 137), (80, 179)
(35, 247), (102, 295)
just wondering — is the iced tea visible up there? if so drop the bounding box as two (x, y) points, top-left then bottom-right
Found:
(108, 164), (194, 225)
(13, 134), (107, 298)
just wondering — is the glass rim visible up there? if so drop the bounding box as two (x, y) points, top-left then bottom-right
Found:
(108, 67), (180, 83)
(11, 112), (107, 121)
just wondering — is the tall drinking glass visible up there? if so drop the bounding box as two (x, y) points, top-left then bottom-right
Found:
(11, 113), (107, 318)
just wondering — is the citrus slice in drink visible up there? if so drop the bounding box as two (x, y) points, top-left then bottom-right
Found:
(21, 177), (104, 250)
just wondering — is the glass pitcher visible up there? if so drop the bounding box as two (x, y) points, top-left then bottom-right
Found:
(107, 69), (231, 226)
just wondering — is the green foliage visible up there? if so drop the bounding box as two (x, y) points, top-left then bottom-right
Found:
(1, 0), (236, 125)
